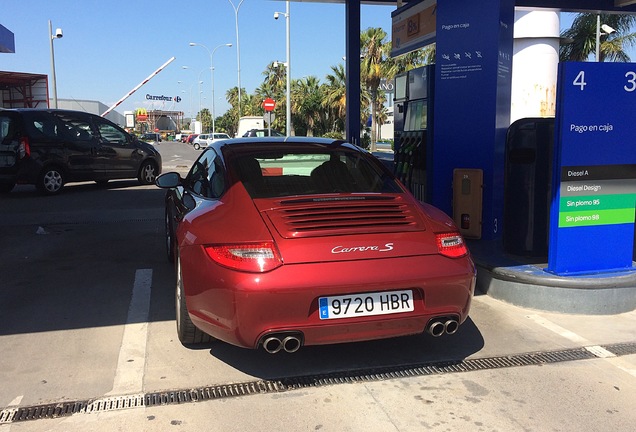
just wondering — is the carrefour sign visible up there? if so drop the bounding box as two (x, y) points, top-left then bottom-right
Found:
(146, 94), (182, 102)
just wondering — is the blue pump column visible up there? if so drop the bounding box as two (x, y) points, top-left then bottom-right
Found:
(432, 0), (515, 240)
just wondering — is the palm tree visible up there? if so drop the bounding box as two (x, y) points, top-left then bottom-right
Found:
(360, 27), (390, 151)
(323, 64), (347, 134)
(560, 13), (636, 62)
(292, 76), (323, 136)
(256, 62), (288, 132)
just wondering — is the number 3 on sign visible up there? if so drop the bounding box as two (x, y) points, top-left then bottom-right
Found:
(573, 71), (587, 90)
(625, 71), (636, 92)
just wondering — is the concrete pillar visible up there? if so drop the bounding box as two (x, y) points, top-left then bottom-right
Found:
(511, 10), (560, 123)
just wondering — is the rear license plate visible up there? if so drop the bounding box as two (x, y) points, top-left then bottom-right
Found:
(319, 289), (414, 320)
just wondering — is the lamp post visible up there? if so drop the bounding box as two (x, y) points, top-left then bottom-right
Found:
(228, 0), (245, 119)
(190, 42), (232, 135)
(182, 66), (203, 122)
(48, 20), (63, 108)
(595, 15), (616, 62)
(274, 2), (291, 136)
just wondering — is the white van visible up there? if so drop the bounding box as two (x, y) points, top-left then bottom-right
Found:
(236, 116), (264, 138)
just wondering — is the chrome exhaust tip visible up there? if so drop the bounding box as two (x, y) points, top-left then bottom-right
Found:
(427, 321), (446, 337)
(444, 319), (459, 335)
(282, 336), (301, 353)
(263, 336), (283, 354)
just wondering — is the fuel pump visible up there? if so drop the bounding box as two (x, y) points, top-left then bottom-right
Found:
(393, 65), (435, 202)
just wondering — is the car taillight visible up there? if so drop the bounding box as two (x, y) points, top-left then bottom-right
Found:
(435, 232), (468, 258)
(18, 136), (30, 159)
(204, 242), (283, 273)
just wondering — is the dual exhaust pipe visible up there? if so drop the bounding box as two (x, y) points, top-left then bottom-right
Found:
(261, 333), (303, 354)
(261, 319), (458, 353)
(427, 318), (460, 337)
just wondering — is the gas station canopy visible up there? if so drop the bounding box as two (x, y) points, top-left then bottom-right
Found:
(285, 0), (636, 13)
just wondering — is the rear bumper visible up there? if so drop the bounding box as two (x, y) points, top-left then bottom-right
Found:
(180, 245), (476, 349)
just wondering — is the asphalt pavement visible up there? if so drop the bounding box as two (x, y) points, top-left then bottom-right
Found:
(0, 140), (635, 432)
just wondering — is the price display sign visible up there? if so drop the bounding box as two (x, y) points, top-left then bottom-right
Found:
(548, 62), (636, 275)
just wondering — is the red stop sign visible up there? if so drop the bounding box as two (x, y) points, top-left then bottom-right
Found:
(263, 98), (276, 112)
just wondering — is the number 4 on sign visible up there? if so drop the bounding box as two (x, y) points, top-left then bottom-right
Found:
(573, 71), (587, 91)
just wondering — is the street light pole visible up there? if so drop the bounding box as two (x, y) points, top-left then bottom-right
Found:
(228, 0), (245, 119)
(596, 15), (601, 62)
(48, 20), (63, 108)
(596, 15), (616, 62)
(190, 42), (232, 135)
(274, 2), (291, 136)
(285, 1), (291, 136)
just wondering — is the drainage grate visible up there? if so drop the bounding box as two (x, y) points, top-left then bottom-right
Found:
(2, 342), (635, 424)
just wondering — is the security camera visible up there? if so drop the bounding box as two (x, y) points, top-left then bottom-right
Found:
(274, 12), (280, 20)
(55, 28), (63, 38)
(601, 24), (616, 35)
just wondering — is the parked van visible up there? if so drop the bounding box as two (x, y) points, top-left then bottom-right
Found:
(0, 109), (162, 194)
(236, 116), (264, 138)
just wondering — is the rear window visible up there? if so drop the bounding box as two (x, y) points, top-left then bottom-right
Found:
(52, 112), (94, 141)
(23, 112), (67, 139)
(0, 115), (16, 144)
(231, 149), (401, 198)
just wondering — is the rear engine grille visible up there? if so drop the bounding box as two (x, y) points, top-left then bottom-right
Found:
(268, 199), (425, 238)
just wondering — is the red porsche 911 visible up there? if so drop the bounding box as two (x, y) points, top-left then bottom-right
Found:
(156, 137), (475, 353)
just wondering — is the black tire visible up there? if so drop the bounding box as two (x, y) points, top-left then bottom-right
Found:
(37, 166), (65, 195)
(0, 182), (15, 193)
(138, 160), (158, 185)
(193, 143), (200, 150)
(175, 253), (213, 345)
(165, 207), (175, 263)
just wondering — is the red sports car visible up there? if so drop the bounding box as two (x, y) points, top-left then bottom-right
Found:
(156, 137), (475, 353)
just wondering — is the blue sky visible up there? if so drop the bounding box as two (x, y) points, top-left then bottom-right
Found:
(0, 2), (604, 118)
(1, 0), (395, 116)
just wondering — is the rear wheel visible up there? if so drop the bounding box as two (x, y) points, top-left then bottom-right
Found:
(175, 253), (213, 345)
(138, 161), (158, 185)
(37, 166), (65, 195)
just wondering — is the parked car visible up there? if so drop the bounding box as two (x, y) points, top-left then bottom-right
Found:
(0, 108), (162, 194)
(242, 129), (285, 137)
(209, 132), (231, 143)
(140, 132), (162, 144)
(185, 134), (199, 145)
(193, 133), (231, 150)
(155, 137), (475, 353)
(192, 134), (209, 150)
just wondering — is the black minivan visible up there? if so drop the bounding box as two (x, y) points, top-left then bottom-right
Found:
(0, 109), (162, 194)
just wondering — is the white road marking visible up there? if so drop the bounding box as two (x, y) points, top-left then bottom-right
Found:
(584, 345), (616, 358)
(528, 314), (636, 378)
(526, 314), (588, 344)
(108, 269), (152, 395)
(0, 395), (22, 428)
(6, 397), (22, 408)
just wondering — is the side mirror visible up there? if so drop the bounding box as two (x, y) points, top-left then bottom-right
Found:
(155, 172), (182, 188)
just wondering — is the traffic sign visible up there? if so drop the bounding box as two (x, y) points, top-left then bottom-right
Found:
(263, 98), (276, 112)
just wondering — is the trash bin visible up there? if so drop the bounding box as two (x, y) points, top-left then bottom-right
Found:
(503, 118), (554, 257)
